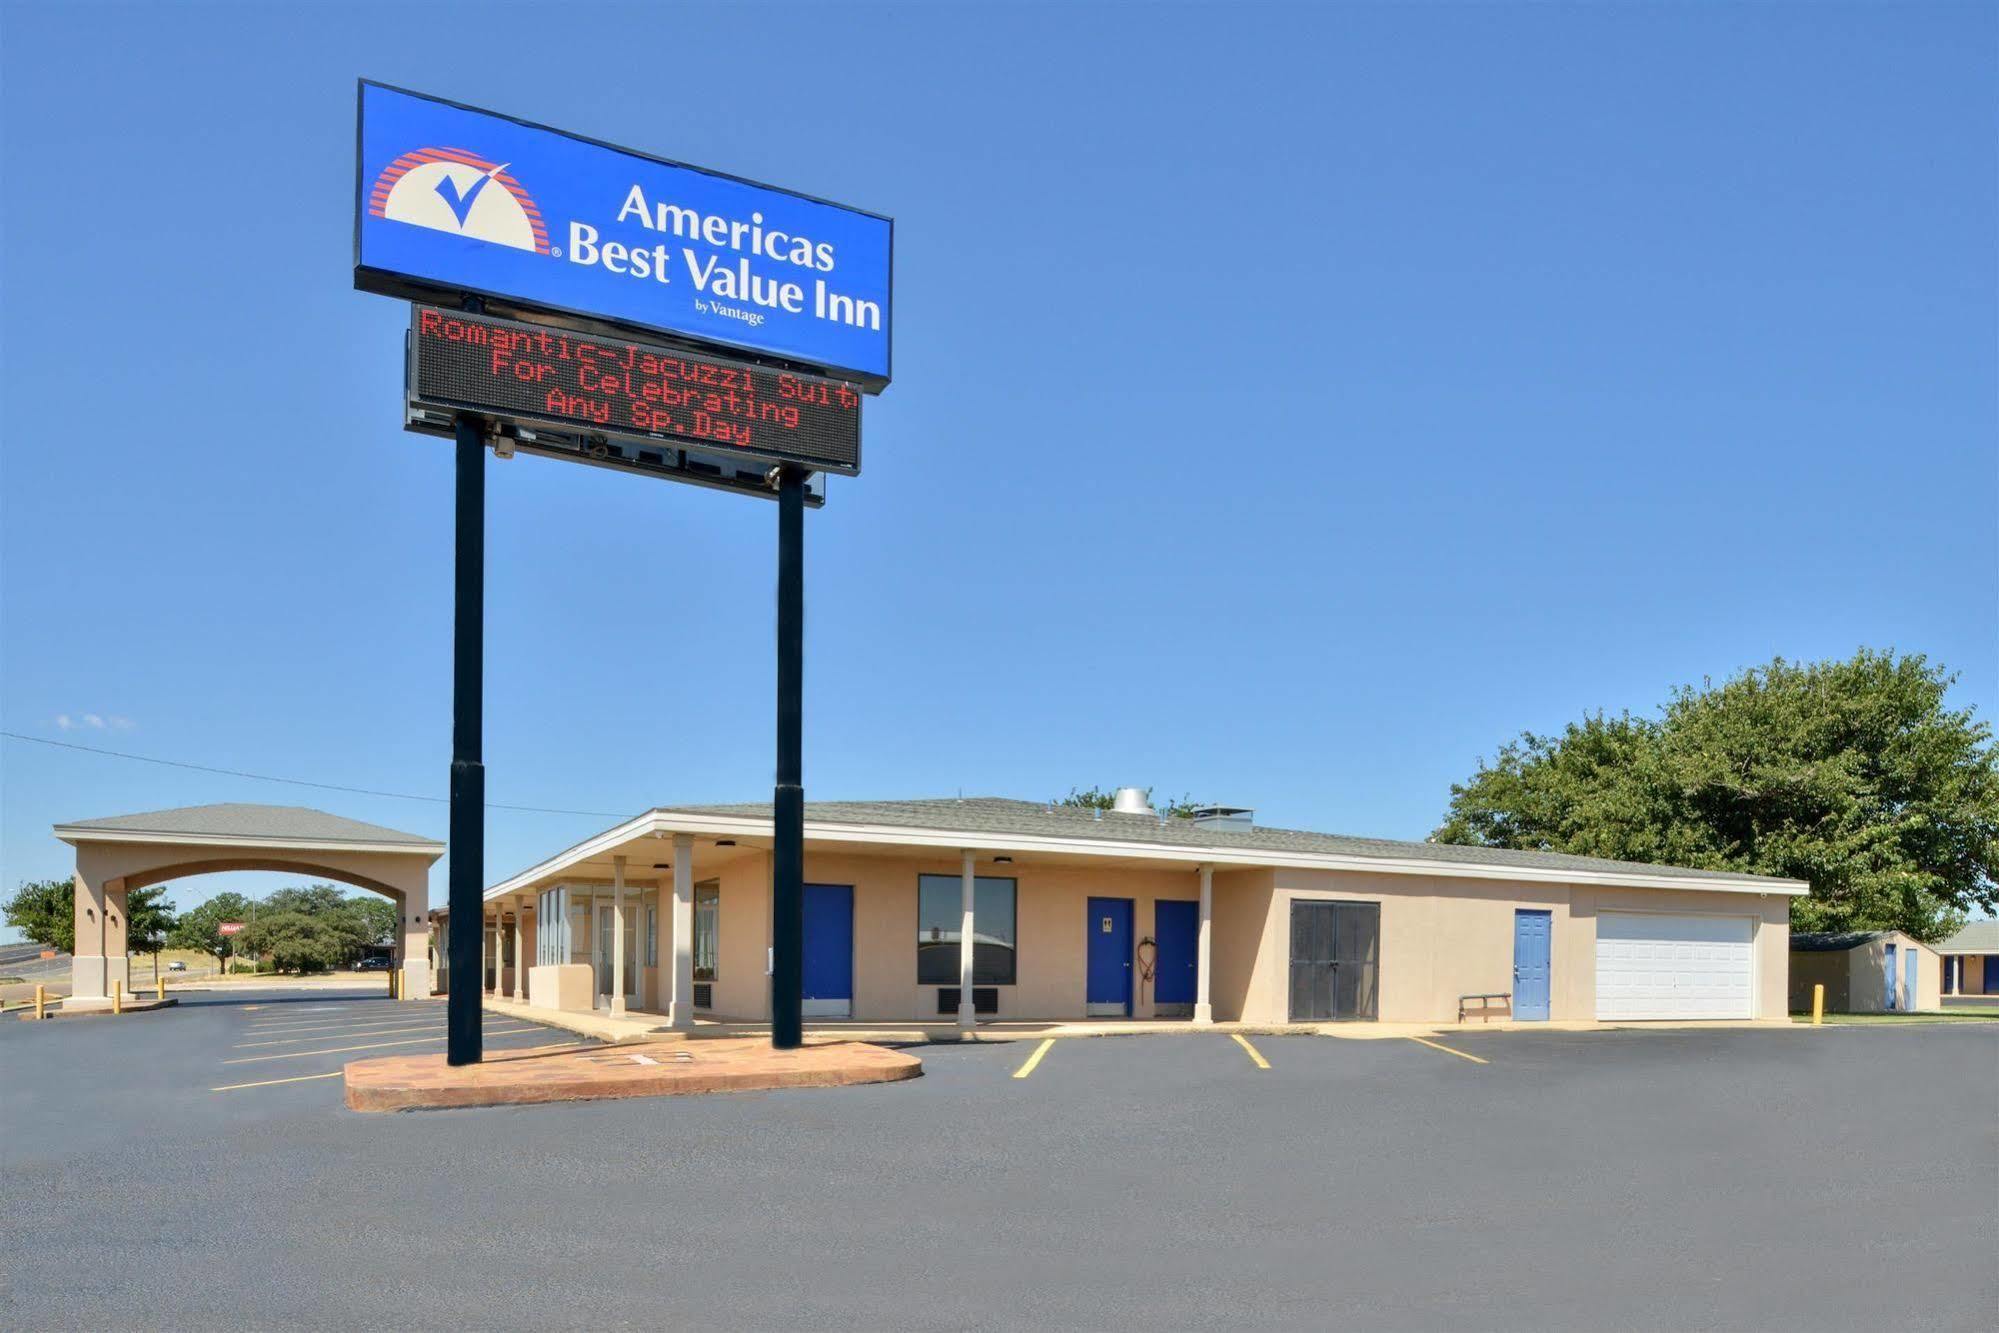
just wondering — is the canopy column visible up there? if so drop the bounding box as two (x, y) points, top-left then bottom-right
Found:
(958, 850), (977, 1031)
(399, 895), (429, 1001)
(1194, 864), (1214, 1025)
(667, 835), (694, 1031)
(611, 856), (628, 1016)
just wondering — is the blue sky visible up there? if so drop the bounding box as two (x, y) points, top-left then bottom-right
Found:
(2, 2), (1993, 933)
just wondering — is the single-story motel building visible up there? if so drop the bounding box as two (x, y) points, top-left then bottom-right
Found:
(441, 793), (1807, 1027)
(1935, 920), (1999, 996)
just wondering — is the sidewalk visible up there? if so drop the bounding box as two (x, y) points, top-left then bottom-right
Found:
(467, 996), (1803, 1047)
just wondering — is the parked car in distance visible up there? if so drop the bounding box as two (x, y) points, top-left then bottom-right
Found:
(168, 960), (188, 971)
(355, 956), (391, 971)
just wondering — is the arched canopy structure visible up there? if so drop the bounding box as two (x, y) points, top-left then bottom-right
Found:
(53, 804), (444, 1008)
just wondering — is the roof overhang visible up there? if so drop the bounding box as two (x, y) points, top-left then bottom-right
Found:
(485, 808), (1808, 901)
(54, 824), (445, 861)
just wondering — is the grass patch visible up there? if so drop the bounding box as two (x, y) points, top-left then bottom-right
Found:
(1792, 1010), (1999, 1025)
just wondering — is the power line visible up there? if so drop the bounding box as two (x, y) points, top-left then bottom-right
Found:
(0, 731), (621, 818)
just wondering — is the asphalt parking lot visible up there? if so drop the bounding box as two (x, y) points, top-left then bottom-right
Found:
(3, 993), (1994, 1331)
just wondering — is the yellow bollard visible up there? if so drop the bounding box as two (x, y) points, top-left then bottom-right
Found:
(112, 980), (123, 1016)
(157, 972), (167, 1002)
(1812, 983), (1824, 1026)
(35, 984), (46, 1021)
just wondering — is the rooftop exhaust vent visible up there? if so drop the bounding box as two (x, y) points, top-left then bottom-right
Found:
(1111, 787), (1154, 816)
(1190, 805), (1255, 832)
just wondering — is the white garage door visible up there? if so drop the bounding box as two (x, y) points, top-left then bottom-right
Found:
(1596, 913), (1755, 1020)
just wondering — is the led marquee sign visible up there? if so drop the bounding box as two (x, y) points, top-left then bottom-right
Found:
(407, 305), (861, 481)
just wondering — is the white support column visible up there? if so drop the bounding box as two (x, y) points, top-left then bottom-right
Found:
(482, 906), (494, 997)
(512, 897), (525, 1001)
(611, 856), (628, 1016)
(668, 834), (694, 1031)
(959, 850), (977, 1031)
(1194, 864), (1214, 1025)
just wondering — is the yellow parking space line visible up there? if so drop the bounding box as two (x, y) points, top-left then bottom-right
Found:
(1011, 1038), (1056, 1079)
(211, 1071), (346, 1093)
(1406, 1035), (1487, 1065)
(238, 1016), (504, 1041)
(234, 1021), (462, 1047)
(220, 1026), (541, 1064)
(247, 1010), (438, 1029)
(1231, 1033), (1272, 1069)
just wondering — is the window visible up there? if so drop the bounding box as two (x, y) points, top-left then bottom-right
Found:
(917, 874), (1016, 986)
(535, 886), (572, 967)
(693, 880), (720, 982)
(646, 904), (658, 968)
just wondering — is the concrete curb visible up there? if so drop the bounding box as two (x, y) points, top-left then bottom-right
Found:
(344, 1038), (922, 1112)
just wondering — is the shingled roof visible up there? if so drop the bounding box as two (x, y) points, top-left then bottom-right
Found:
(655, 796), (1797, 888)
(1935, 920), (1999, 954)
(56, 803), (442, 850)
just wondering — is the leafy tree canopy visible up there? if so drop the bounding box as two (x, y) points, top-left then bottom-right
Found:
(1056, 786), (1204, 819)
(233, 911), (350, 975)
(2, 878), (175, 955)
(180, 882), (396, 972)
(124, 884), (177, 954)
(169, 891), (256, 965)
(1434, 650), (1998, 942)
(4, 879), (75, 955)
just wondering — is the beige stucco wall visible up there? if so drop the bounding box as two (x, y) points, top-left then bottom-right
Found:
(670, 848), (1791, 1024)
(1789, 951), (1851, 1012)
(68, 838), (436, 1004)
(1840, 934), (1942, 1012)
(662, 851), (1213, 1022)
(1217, 868), (1789, 1024)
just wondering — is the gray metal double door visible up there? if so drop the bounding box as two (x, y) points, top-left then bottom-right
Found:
(1288, 901), (1380, 1022)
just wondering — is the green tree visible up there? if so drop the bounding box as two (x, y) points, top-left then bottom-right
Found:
(124, 884), (177, 956)
(4, 878), (75, 955)
(169, 891), (256, 972)
(1056, 786), (1204, 819)
(245, 883), (393, 966)
(338, 896), (399, 953)
(233, 911), (349, 974)
(262, 884), (351, 918)
(1435, 650), (1999, 942)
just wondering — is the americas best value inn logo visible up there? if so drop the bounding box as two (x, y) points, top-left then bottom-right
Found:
(370, 144), (882, 337)
(369, 148), (552, 254)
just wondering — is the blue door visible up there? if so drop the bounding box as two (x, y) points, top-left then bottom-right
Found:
(1154, 900), (1198, 1008)
(1902, 947), (1918, 1012)
(1883, 943), (1898, 1010)
(801, 883), (853, 1017)
(1513, 910), (1552, 1021)
(1087, 897), (1134, 1016)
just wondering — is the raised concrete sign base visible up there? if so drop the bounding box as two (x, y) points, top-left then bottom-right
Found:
(344, 1038), (922, 1112)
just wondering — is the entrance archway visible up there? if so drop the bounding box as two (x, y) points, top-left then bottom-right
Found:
(53, 804), (444, 1010)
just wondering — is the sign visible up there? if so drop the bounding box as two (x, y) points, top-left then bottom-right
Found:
(407, 305), (858, 483)
(218, 922), (245, 936)
(356, 82), (893, 390)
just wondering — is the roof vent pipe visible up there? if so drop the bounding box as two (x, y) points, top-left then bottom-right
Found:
(1112, 787), (1153, 816)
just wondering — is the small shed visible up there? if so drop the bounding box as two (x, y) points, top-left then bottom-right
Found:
(1790, 931), (1941, 1013)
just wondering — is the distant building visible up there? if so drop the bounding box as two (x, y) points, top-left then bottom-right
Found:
(1789, 931), (1940, 1012)
(1934, 920), (1999, 996)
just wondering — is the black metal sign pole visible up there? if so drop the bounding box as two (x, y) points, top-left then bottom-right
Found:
(446, 404), (486, 1066)
(771, 464), (806, 1050)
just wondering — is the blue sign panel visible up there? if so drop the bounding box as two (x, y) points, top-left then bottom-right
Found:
(355, 82), (892, 389)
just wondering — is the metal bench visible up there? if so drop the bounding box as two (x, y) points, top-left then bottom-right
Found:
(1458, 992), (1511, 1023)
